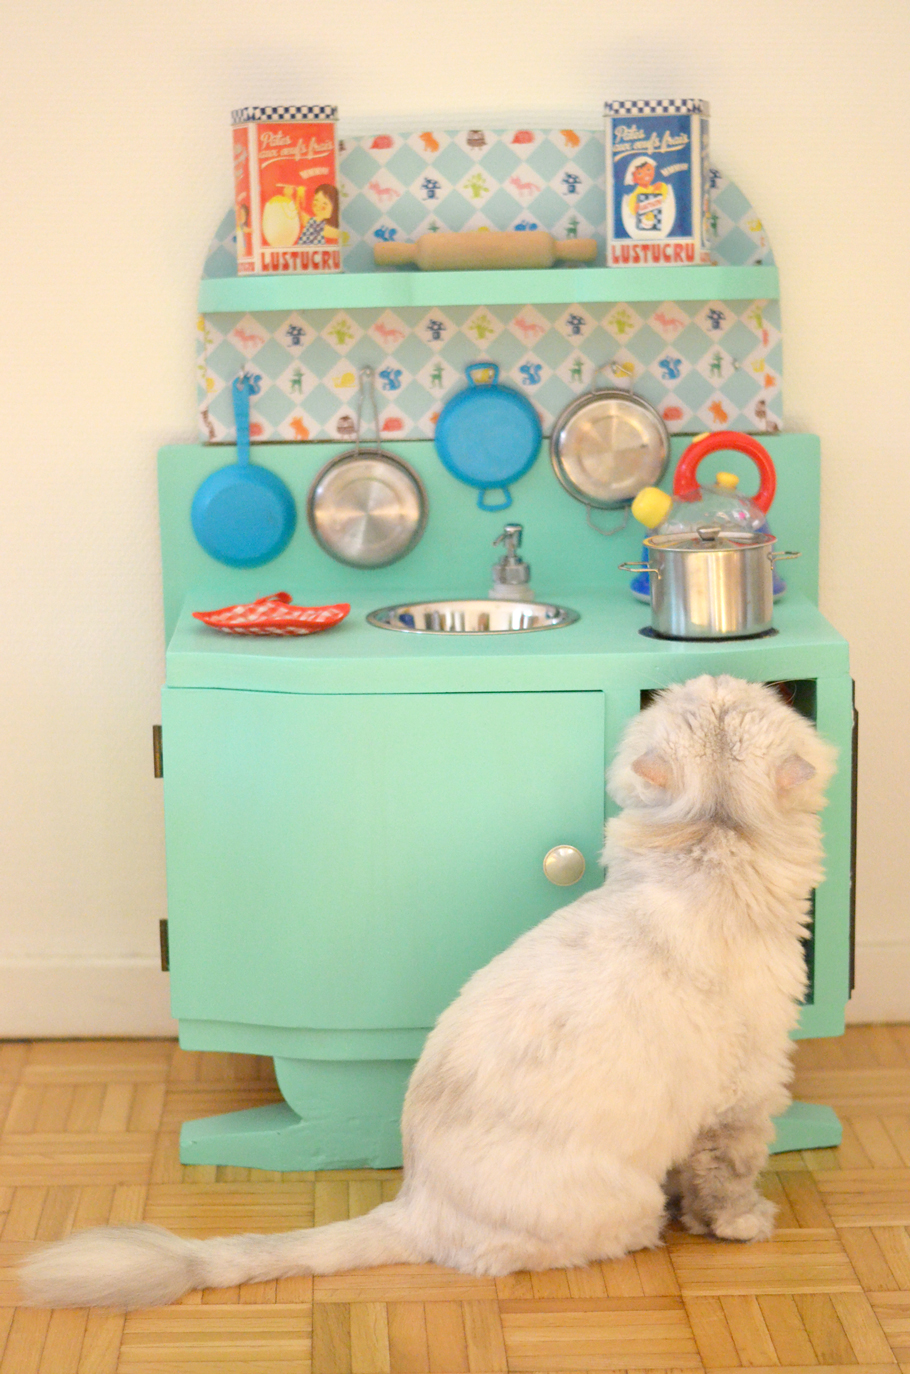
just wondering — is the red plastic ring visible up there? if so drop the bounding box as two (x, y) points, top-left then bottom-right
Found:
(673, 431), (776, 513)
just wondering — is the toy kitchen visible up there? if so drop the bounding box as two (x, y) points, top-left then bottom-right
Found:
(156, 103), (856, 1172)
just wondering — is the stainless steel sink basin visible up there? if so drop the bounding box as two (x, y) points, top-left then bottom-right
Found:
(366, 598), (580, 634)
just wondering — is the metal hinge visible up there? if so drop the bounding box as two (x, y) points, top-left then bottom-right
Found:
(152, 725), (163, 778)
(159, 919), (169, 972)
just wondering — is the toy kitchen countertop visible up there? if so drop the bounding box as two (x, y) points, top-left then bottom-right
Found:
(166, 586), (848, 696)
(161, 429), (845, 696)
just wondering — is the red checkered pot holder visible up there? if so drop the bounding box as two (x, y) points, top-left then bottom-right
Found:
(193, 593), (350, 636)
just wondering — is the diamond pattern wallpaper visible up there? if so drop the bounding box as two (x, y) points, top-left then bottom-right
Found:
(197, 128), (781, 444)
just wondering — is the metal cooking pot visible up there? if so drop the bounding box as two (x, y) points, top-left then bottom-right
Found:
(620, 526), (799, 640)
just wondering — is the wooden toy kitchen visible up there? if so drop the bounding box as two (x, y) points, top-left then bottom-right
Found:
(156, 106), (856, 1172)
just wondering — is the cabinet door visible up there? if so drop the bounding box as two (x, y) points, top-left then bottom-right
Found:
(163, 689), (605, 1030)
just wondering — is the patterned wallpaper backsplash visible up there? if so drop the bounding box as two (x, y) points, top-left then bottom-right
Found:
(197, 128), (781, 444)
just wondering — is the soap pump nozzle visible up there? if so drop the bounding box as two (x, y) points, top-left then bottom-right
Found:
(490, 523), (534, 601)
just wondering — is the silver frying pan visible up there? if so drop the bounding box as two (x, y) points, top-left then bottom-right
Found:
(306, 367), (427, 567)
(550, 371), (669, 533)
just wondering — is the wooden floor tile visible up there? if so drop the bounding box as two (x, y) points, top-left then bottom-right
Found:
(313, 1265), (499, 1304)
(718, 1293), (778, 1365)
(871, 1291), (910, 1361)
(668, 1230), (860, 1295)
(119, 1305), (311, 1367)
(41, 1307), (88, 1374)
(3, 1025), (910, 1371)
(350, 1299), (391, 1373)
(22, 1042), (173, 1084)
(144, 1182), (314, 1237)
(817, 1169), (910, 1226)
(683, 1294), (739, 1366)
(794, 1067), (910, 1114)
(499, 1297), (700, 1371)
(0, 1133), (156, 1186)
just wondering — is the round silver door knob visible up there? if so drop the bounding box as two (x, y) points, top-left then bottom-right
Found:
(543, 845), (586, 886)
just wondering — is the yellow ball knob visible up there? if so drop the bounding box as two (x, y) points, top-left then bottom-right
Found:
(631, 486), (673, 529)
(715, 471), (740, 490)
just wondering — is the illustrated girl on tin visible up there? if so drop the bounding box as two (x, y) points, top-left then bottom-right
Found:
(236, 201), (252, 257)
(624, 157), (673, 236)
(295, 183), (340, 245)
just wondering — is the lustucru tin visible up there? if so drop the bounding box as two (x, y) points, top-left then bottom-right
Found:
(232, 105), (340, 275)
(604, 99), (712, 267)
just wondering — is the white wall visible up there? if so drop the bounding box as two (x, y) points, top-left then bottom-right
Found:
(2, 1), (908, 1034)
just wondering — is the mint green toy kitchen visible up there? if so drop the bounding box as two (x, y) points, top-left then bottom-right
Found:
(157, 123), (856, 1171)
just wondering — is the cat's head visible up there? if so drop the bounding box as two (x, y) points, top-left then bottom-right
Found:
(607, 675), (838, 827)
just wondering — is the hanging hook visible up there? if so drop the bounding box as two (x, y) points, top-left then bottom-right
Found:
(353, 366), (381, 458)
(585, 504), (631, 537)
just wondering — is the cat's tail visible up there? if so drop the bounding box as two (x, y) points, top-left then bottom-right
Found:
(20, 1200), (421, 1310)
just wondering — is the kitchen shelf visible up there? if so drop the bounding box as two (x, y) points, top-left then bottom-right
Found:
(197, 264), (779, 314)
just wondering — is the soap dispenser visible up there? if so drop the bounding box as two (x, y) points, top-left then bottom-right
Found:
(490, 524), (534, 601)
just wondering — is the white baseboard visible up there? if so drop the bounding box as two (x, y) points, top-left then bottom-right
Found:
(0, 960), (178, 1039)
(846, 942), (910, 1024)
(0, 943), (905, 1040)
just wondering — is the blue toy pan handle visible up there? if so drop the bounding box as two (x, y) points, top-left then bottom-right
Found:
(231, 373), (262, 467)
(466, 362), (500, 388)
(477, 486), (513, 511)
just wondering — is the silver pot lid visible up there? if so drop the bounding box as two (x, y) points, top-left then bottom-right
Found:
(307, 448), (428, 567)
(646, 526), (775, 552)
(550, 387), (669, 509)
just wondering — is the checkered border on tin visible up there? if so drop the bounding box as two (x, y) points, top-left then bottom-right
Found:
(231, 104), (338, 123)
(603, 99), (708, 115)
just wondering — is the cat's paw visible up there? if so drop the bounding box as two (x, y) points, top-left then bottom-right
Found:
(712, 1198), (776, 1243)
(678, 1208), (711, 1236)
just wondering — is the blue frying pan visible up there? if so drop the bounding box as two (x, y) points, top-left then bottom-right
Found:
(191, 374), (297, 567)
(434, 363), (542, 511)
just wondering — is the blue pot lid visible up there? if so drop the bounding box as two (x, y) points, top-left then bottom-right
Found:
(435, 364), (542, 490)
(232, 104), (338, 123)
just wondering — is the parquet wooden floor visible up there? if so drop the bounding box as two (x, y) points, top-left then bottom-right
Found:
(3, 1025), (910, 1372)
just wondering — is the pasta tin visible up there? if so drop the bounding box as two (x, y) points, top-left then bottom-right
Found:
(232, 104), (340, 275)
(604, 99), (712, 266)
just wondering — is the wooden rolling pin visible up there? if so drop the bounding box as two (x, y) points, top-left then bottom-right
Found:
(373, 229), (598, 270)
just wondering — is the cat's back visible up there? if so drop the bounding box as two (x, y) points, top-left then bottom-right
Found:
(410, 880), (689, 1089)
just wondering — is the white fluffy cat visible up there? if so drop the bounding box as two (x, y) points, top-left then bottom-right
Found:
(22, 674), (836, 1309)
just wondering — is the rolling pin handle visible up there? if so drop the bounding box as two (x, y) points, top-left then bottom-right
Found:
(373, 241), (416, 267)
(553, 237), (599, 263)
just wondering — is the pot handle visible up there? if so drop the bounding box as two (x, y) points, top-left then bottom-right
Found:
(673, 431), (777, 512)
(477, 486), (512, 511)
(618, 562), (658, 575)
(587, 505), (630, 537)
(769, 550), (800, 561)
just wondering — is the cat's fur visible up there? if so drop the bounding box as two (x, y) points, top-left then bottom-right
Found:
(21, 674), (836, 1309)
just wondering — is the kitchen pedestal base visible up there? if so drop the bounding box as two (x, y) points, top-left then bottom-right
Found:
(179, 1056), (413, 1171)
(177, 1055), (840, 1170)
(771, 1100), (842, 1154)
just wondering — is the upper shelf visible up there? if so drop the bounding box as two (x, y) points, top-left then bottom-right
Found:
(198, 264), (780, 314)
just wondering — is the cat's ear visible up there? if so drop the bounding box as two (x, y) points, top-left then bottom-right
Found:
(776, 753), (816, 791)
(631, 750), (672, 789)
